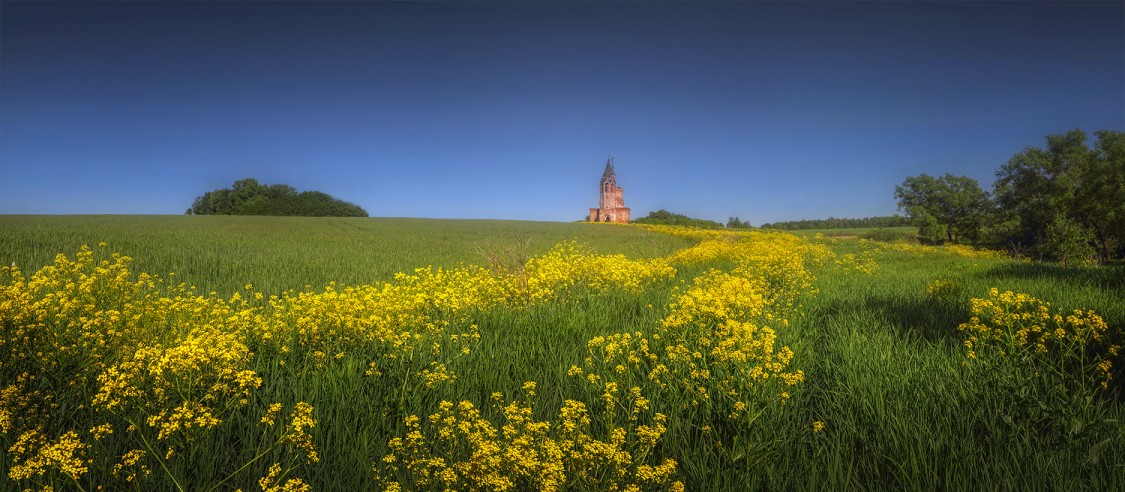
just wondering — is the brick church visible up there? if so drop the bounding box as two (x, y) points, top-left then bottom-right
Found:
(589, 158), (631, 223)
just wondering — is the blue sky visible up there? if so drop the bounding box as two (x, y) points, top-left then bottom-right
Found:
(2, 1), (1122, 224)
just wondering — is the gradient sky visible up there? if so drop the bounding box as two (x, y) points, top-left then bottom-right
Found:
(2, 1), (1122, 224)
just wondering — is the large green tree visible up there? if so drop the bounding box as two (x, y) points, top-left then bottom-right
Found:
(894, 173), (991, 244)
(994, 129), (1124, 259)
(1079, 131), (1125, 258)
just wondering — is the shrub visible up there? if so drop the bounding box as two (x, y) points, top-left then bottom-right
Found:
(1040, 214), (1098, 267)
(915, 214), (947, 245)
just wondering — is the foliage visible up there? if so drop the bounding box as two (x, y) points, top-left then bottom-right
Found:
(187, 178), (368, 217)
(912, 213), (947, 245)
(895, 173), (991, 244)
(632, 210), (723, 229)
(1041, 214), (1098, 267)
(725, 216), (753, 229)
(759, 215), (911, 230)
(993, 129), (1124, 260)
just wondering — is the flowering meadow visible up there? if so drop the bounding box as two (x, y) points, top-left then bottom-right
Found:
(1, 217), (1122, 490)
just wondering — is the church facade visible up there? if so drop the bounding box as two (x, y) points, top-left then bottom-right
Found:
(588, 158), (631, 223)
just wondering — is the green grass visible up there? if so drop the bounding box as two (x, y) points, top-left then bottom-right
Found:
(781, 241), (1125, 490)
(1, 217), (1121, 490)
(0, 215), (691, 295)
(785, 226), (918, 238)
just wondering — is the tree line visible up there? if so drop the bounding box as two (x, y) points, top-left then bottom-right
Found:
(632, 212), (910, 231)
(895, 129), (1123, 264)
(758, 215), (911, 230)
(186, 178), (369, 217)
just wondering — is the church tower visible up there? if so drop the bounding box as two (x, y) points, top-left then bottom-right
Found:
(589, 158), (631, 223)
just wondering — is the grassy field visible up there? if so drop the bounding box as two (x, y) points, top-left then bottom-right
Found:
(0, 216), (691, 294)
(781, 226), (918, 238)
(1, 218), (1121, 491)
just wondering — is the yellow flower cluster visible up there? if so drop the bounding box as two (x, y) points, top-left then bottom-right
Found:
(668, 234), (829, 316)
(283, 402), (320, 464)
(0, 248), (295, 487)
(668, 232), (832, 267)
(633, 224), (738, 241)
(111, 449), (150, 483)
(7, 429), (89, 482)
(888, 241), (1007, 259)
(662, 270), (767, 328)
(3, 226), (837, 489)
(633, 223), (795, 244)
(248, 241), (673, 374)
(93, 327), (261, 439)
(0, 247), (168, 394)
(261, 402), (284, 427)
(834, 252), (879, 275)
(519, 241), (676, 302)
(376, 392), (681, 491)
(958, 288), (1119, 389)
(666, 229), (828, 326)
(570, 231), (820, 464)
(666, 272), (804, 394)
(260, 462), (313, 492)
(0, 373), (52, 437)
(925, 277), (962, 305)
(1, 240), (682, 488)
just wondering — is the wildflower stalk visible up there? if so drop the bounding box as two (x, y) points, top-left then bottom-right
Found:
(125, 417), (186, 492)
(67, 474), (89, 492)
(203, 435), (287, 492)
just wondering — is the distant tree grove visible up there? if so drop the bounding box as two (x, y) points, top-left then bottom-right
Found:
(895, 129), (1124, 263)
(632, 209), (724, 229)
(726, 216), (754, 229)
(758, 215), (911, 230)
(186, 178), (368, 217)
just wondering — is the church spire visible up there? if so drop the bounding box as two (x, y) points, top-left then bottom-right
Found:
(603, 157), (615, 178)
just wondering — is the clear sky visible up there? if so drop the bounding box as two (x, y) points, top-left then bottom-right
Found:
(2, 1), (1122, 224)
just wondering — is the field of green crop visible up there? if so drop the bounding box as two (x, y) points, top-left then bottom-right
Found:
(1, 216), (1121, 491)
(0, 216), (692, 295)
